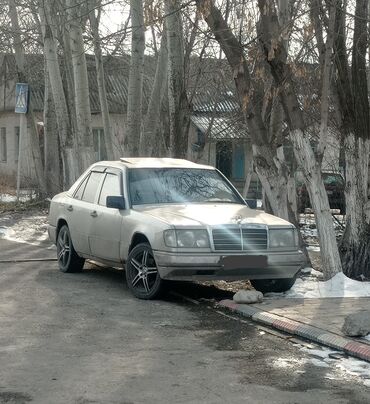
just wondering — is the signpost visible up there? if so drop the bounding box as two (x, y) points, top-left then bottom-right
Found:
(15, 83), (29, 201)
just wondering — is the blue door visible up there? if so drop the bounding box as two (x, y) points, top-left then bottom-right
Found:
(232, 144), (245, 179)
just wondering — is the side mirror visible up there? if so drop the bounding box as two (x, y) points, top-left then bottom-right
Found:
(106, 196), (125, 210)
(245, 199), (257, 209)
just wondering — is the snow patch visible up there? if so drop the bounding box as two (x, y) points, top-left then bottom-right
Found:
(307, 245), (320, 252)
(301, 346), (370, 386)
(0, 192), (36, 203)
(267, 272), (370, 299)
(0, 215), (49, 246)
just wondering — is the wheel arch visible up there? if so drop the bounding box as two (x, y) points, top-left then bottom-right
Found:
(129, 232), (150, 253)
(56, 218), (68, 237)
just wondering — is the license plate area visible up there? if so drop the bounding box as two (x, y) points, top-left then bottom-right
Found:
(220, 255), (267, 269)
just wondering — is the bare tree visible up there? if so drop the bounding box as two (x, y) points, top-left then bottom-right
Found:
(89, 0), (114, 159)
(39, 1), (77, 188)
(65, 0), (95, 169)
(196, 0), (341, 279)
(165, 0), (190, 158)
(141, 29), (168, 156)
(257, 0), (342, 278)
(125, 0), (145, 156)
(333, 0), (370, 277)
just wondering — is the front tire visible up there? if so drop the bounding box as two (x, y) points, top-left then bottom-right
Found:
(126, 243), (165, 300)
(250, 278), (296, 294)
(56, 225), (85, 273)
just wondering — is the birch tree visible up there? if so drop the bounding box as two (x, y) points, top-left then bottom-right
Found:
(43, 60), (61, 195)
(65, 0), (95, 170)
(140, 29), (168, 156)
(89, 0), (114, 159)
(125, 0), (145, 156)
(165, 0), (190, 158)
(39, 1), (78, 188)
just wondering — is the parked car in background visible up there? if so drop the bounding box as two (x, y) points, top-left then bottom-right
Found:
(297, 172), (346, 214)
(48, 158), (305, 299)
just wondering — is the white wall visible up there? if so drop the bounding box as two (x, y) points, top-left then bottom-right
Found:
(0, 112), (37, 184)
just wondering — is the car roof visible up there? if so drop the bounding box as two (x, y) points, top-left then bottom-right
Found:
(94, 157), (214, 170)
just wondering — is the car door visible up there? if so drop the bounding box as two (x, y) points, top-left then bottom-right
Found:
(68, 169), (106, 255)
(88, 168), (123, 262)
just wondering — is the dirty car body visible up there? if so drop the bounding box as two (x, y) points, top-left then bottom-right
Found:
(48, 158), (305, 299)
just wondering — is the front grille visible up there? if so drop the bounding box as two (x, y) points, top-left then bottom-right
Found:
(212, 227), (267, 251)
(212, 229), (242, 250)
(242, 228), (268, 251)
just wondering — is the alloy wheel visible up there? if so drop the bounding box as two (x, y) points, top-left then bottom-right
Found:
(57, 226), (71, 268)
(129, 248), (159, 294)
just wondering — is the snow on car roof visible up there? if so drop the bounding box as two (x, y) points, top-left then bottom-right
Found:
(118, 157), (213, 169)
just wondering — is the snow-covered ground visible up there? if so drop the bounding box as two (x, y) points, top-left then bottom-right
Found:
(0, 191), (36, 203)
(273, 345), (370, 387)
(300, 346), (370, 387)
(0, 213), (50, 247)
(267, 272), (370, 299)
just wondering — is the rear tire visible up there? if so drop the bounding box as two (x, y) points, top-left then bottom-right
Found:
(56, 225), (85, 273)
(250, 277), (296, 294)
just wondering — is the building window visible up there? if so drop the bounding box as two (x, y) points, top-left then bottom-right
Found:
(93, 128), (107, 161)
(15, 126), (20, 162)
(0, 128), (7, 162)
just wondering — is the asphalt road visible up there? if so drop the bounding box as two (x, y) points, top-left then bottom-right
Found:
(0, 239), (369, 404)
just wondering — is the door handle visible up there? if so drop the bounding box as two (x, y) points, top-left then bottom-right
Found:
(90, 210), (98, 217)
(67, 205), (73, 212)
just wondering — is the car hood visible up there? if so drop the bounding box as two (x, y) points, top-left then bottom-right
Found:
(134, 204), (293, 227)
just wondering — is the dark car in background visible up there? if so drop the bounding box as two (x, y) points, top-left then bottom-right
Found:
(297, 172), (346, 214)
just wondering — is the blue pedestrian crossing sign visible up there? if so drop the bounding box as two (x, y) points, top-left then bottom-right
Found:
(15, 83), (29, 113)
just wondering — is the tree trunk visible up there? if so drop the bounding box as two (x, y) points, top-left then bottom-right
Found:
(8, 0), (47, 196)
(89, 1), (114, 159)
(334, 0), (370, 277)
(39, 3), (77, 188)
(125, 0), (145, 156)
(340, 134), (370, 278)
(66, 0), (94, 169)
(257, 0), (342, 279)
(165, 0), (190, 158)
(241, 139), (253, 198)
(44, 68), (61, 195)
(141, 30), (168, 156)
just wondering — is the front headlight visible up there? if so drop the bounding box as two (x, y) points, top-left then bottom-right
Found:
(269, 228), (298, 248)
(164, 229), (210, 248)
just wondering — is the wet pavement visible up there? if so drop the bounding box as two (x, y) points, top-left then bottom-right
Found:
(0, 239), (370, 403)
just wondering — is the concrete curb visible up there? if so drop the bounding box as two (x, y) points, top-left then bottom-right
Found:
(219, 299), (370, 363)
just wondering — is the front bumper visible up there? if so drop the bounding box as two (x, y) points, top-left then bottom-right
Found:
(153, 250), (306, 281)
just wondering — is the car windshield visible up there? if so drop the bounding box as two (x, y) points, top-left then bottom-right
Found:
(128, 168), (242, 205)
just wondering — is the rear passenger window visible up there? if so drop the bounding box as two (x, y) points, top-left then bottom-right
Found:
(74, 175), (89, 200)
(82, 172), (103, 203)
(99, 174), (121, 206)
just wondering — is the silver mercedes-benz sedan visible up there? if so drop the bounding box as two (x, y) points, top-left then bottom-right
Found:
(48, 158), (305, 299)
